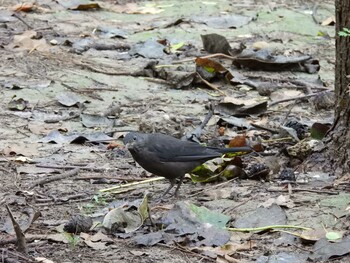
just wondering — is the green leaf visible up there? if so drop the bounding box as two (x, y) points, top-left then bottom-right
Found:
(338, 31), (348, 37)
(190, 163), (218, 183)
(338, 27), (350, 37)
(326, 231), (343, 241)
(170, 42), (184, 53)
(189, 203), (231, 228)
(203, 66), (216, 73)
(310, 122), (331, 140)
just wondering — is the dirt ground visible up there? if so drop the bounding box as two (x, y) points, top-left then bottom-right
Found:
(0, 0), (349, 262)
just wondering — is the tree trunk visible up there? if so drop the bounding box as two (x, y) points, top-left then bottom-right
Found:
(328, 0), (350, 174)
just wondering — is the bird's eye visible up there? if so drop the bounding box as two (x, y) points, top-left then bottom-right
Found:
(133, 136), (137, 141)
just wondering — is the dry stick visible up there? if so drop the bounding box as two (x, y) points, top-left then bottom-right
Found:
(62, 82), (121, 93)
(0, 248), (33, 262)
(35, 197), (92, 206)
(268, 91), (332, 107)
(12, 12), (33, 29)
(267, 188), (339, 195)
(188, 177), (238, 197)
(311, 3), (320, 24)
(139, 77), (171, 85)
(243, 74), (330, 91)
(99, 177), (165, 192)
(74, 176), (147, 182)
(6, 205), (28, 254)
(35, 164), (114, 172)
(196, 72), (226, 96)
(0, 233), (81, 246)
(35, 193), (87, 203)
(224, 194), (259, 214)
(0, 234), (43, 246)
(250, 123), (279, 134)
(227, 225), (310, 232)
(288, 79), (330, 91)
(29, 168), (80, 189)
(183, 102), (214, 141)
(74, 60), (133, 76)
(282, 100), (297, 125)
(158, 243), (216, 263)
(44, 112), (80, 123)
(172, 53), (235, 64)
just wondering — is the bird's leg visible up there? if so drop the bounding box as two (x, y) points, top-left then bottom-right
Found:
(173, 174), (185, 197)
(159, 179), (176, 199)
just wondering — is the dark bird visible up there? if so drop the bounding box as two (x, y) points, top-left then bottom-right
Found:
(123, 132), (251, 198)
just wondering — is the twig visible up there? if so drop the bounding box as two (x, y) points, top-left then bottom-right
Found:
(196, 72), (226, 96)
(35, 197), (92, 206)
(62, 82), (122, 92)
(74, 60), (133, 76)
(226, 224), (311, 232)
(267, 187), (339, 195)
(29, 168), (80, 189)
(250, 123), (279, 134)
(12, 12), (33, 29)
(44, 112), (80, 123)
(171, 53), (236, 65)
(158, 243), (216, 262)
(282, 101), (297, 125)
(6, 205), (27, 254)
(262, 137), (293, 143)
(35, 193), (87, 203)
(269, 91), (332, 107)
(200, 53), (236, 60)
(183, 102), (214, 142)
(99, 177), (165, 192)
(188, 178), (238, 197)
(74, 176), (147, 181)
(0, 234), (44, 245)
(139, 77), (171, 85)
(0, 248), (33, 262)
(243, 74), (330, 91)
(35, 164), (115, 172)
(311, 4), (319, 24)
(224, 194), (259, 214)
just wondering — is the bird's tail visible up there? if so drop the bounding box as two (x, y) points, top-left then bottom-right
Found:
(211, 146), (253, 154)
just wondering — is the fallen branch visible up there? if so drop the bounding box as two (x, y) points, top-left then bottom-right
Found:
(269, 91), (332, 107)
(224, 194), (259, 214)
(196, 72), (226, 96)
(29, 168), (80, 189)
(267, 187), (339, 195)
(99, 177), (165, 193)
(12, 12), (33, 29)
(227, 224), (311, 232)
(6, 205), (27, 254)
(171, 53), (235, 65)
(74, 60), (133, 76)
(74, 176), (147, 182)
(35, 193), (87, 203)
(158, 243), (216, 262)
(36, 164), (114, 172)
(0, 248), (33, 262)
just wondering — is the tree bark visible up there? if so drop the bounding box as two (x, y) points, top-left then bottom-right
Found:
(328, 0), (350, 174)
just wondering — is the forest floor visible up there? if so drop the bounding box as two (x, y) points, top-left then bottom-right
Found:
(1, 0), (349, 262)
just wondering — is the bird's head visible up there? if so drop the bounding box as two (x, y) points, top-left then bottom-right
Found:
(123, 132), (146, 150)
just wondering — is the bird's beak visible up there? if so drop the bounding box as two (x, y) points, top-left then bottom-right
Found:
(124, 142), (134, 150)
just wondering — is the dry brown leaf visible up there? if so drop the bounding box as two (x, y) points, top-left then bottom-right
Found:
(10, 30), (50, 52)
(13, 3), (34, 12)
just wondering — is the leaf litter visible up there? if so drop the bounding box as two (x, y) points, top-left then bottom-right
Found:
(0, 0), (349, 262)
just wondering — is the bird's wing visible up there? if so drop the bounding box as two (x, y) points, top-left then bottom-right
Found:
(148, 140), (221, 162)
